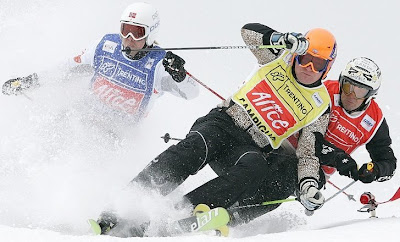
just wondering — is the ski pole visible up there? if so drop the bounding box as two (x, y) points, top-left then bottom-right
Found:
(325, 180), (357, 203)
(326, 162), (375, 203)
(261, 198), (297, 206)
(186, 71), (225, 101)
(123, 45), (286, 100)
(305, 181), (356, 217)
(122, 44), (286, 52)
(327, 180), (356, 201)
(161, 133), (183, 143)
(19, 91), (34, 101)
(226, 197), (309, 217)
(229, 197), (297, 210)
(123, 47), (228, 101)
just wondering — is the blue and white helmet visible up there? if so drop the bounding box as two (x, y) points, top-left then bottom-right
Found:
(120, 2), (160, 46)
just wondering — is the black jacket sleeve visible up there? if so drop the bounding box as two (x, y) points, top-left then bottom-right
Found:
(365, 118), (397, 181)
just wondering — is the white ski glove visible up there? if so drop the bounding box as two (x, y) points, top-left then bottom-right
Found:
(271, 32), (309, 55)
(2, 73), (39, 95)
(298, 178), (325, 212)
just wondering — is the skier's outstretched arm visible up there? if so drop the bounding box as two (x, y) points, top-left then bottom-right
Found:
(155, 51), (199, 100)
(2, 40), (98, 96)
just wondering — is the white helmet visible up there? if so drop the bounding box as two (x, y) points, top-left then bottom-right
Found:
(339, 57), (382, 100)
(120, 2), (160, 46)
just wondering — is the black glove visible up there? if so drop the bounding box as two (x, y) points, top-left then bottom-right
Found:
(162, 51), (186, 83)
(270, 32), (309, 55)
(358, 163), (377, 183)
(2, 73), (39, 95)
(335, 154), (359, 180)
(314, 132), (358, 180)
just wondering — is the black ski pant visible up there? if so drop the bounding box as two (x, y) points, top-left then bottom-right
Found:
(131, 107), (298, 225)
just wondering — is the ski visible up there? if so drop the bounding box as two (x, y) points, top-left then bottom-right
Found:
(88, 206), (230, 237)
(170, 207), (230, 236)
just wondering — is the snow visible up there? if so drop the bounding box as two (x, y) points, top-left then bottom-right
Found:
(0, 0), (399, 241)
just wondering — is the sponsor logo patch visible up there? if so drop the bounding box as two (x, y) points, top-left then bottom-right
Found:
(98, 61), (117, 76)
(102, 40), (117, 54)
(361, 114), (375, 132)
(312, 92), (323, 107)
(97, 57), (148, 91)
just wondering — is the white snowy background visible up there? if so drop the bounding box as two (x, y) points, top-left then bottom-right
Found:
(0, 0), (399, 241)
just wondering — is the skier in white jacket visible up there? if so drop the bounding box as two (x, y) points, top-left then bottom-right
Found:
(2, 2), (199, 125)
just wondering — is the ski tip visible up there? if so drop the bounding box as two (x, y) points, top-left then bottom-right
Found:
(193, 204), (211, 215)
(88, 219), (102, 235)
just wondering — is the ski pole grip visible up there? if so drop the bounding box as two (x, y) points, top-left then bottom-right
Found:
(367, 162), (374, 172)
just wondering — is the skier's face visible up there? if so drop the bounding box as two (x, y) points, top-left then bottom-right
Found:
(340, 86), (366, 111)
(121, 36), (146, 57)
(120, 22), (148, 57)
(294, 61), (323, 85)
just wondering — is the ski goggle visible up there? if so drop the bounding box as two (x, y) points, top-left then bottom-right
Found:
(295, 53), (330, 73)
(120, 22), (149, 41)
(340, 76), (370, 99)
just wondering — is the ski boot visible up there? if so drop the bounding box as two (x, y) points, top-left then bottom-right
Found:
(95, 211), (119, 235)
(89, 211), (150, 237)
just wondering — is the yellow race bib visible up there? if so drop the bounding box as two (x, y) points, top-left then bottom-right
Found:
(232, 52), (330, 148)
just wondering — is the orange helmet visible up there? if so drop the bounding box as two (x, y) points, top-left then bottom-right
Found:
(304, 28), (337, 79)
